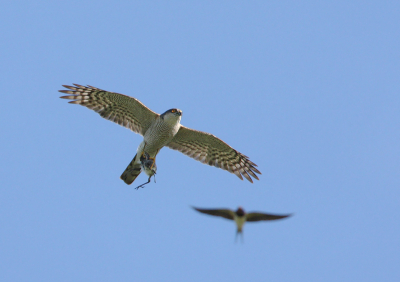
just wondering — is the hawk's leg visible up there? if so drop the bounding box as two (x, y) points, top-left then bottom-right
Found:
(139, 143), (150, 161)
(150, 149), (161, 169)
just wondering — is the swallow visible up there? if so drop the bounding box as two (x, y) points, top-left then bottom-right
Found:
(192, 206), (291, 242)
(134, 152), (157, 189)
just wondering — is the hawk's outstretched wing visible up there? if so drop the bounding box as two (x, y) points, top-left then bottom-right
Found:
(246, 212), (291, 222)
(167, 126), (261, 182)
(59, 84), (159, 135)
(192, 207), (235, 220)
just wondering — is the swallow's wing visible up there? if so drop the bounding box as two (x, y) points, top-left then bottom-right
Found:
(192, 207), (235, 220)
(246, 212), (292, 222)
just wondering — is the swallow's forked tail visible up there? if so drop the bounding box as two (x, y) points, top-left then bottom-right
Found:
(235, 229), (244, 243)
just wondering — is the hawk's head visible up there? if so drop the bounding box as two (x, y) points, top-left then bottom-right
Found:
(160, 108), (182, 123)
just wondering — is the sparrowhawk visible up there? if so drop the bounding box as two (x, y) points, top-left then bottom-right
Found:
(59, 84), (261, 185)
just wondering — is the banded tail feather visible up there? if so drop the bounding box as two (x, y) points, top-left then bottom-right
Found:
(120, 154), (142, 185)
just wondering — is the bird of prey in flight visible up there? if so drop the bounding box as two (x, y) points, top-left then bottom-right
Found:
(59, 84), (261, 185)
(192, 206), (291, 242)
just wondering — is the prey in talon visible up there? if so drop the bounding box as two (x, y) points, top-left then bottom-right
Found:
(135, 152), (157, 190)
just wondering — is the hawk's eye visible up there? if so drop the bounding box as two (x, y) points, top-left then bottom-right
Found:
(171, 109), (176, 113)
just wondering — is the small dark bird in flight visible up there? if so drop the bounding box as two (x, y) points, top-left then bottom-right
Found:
(192, 206), (291, 242)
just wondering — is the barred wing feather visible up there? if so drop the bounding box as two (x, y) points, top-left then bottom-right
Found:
(59, 84), (158, 135)
(167, 126), (261, 182)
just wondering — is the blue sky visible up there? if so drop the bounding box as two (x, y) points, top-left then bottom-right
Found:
(1, 1), (399, 281)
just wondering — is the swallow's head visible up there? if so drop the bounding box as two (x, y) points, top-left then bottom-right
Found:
(236, 207), (245, 217)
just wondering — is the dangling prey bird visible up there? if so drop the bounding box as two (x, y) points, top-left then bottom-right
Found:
(135, 152), (157, 190)
(192, 206), (291, 242)
(59, 84), (261, 185)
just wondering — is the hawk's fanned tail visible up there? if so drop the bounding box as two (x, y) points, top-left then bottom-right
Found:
(120, 154), (142, 185)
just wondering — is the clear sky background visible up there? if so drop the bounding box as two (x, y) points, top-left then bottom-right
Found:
(1, 1), (399, 281)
